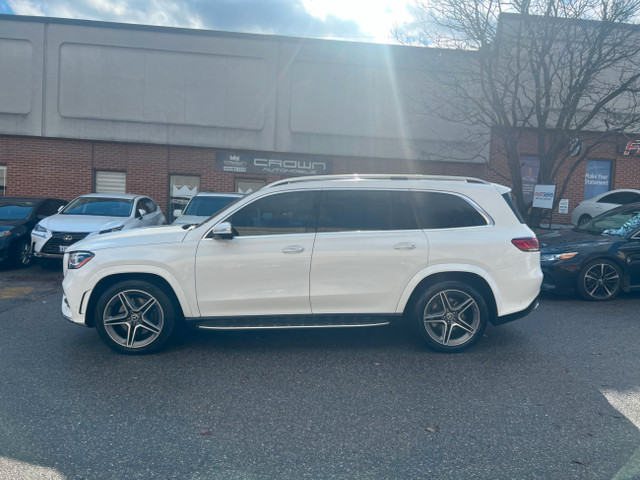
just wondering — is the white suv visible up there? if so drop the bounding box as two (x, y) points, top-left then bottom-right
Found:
(61, 175), (542, 354)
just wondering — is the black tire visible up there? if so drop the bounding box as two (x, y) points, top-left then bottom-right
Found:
(94, 280), (176, 354)
(577, 214), (592, 226)
(11, 238), (32, 268)
(414, 281), (488, 353)
(577, 259), (622, 301)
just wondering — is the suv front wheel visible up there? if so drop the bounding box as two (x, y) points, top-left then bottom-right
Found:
(414, 281), (488, 353)
(95, 280), (176, 354)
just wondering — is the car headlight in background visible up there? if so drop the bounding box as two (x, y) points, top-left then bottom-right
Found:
(99, 225), (124, 234)
(68, 251), (95, 269)
(540, 252), (578, 262)
(0, 228), (12, 238)
(32, 223), (48, 237)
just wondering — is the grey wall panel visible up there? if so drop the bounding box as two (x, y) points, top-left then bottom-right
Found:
(276, 41), (488, 162)
(45, 23), (277, 150)
(58, 43), (266, 129)
(0, 21), (43, 136)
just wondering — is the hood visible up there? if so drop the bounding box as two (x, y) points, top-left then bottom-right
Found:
(538, 228), (615, 251)
(70, 225), (188, 251)
(172, 214), (207, 226)
(38, 214), (129, 233)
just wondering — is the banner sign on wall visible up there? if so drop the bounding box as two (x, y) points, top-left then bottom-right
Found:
(533, 185), (556, 209)
(584, 160), (612, 200)
(520, 156), (540, 204)
(217, 152), (333, 176)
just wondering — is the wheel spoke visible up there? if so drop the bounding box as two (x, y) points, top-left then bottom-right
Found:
(454, 317), (476, 334)
(140, 318), (161, 334)
(139, 297), (157, 316)
(126, 324), (140, 348)
(424, 312), (446, 321)
(453, 297), (475, 315)
(439, 291), (453, 310)
(104, 314), (128, 326)
(117, 292), (134, 314)
(442, 322), (453, 346)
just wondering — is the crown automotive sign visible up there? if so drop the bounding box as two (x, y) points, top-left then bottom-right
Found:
(216, 152), (332, 176)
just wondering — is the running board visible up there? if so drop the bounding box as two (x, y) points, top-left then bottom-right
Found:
(192, 315), (395, 330)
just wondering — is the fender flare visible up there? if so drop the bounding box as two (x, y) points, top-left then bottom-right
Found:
(86, 264), (194, 318)
(395, 264), (504, 315)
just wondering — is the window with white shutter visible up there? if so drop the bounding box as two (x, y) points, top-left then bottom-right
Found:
(95, 170), (126, 194)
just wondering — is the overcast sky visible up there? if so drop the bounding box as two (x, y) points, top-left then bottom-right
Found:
(0, 0), (418, 44)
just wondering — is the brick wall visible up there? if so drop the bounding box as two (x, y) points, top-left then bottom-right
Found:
(3, 132), (637, 225)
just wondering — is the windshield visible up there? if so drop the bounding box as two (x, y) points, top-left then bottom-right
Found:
(0, 201), (36, 220)
(576, 207), (640, 237)
(183, 196), (240, 217)
(61, 197), (133, 217)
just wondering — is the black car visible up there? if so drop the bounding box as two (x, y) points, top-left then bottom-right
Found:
(0, 197), (67, 268)
(540, 202), (640, 301)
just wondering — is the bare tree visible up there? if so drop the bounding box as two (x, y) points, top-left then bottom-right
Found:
(398, 0), (640, 220)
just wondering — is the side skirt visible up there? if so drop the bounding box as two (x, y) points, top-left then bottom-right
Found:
(186, 314), (399, 330)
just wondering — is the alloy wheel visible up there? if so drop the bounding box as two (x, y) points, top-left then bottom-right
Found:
(422, 289), (481, 347)
(582, 262), (620, 300)
(102, 289), (165, 349)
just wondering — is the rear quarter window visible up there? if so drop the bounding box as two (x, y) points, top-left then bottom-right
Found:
(411, 191), (488, 229)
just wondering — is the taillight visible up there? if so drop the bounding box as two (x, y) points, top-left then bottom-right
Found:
(512, 237), (539, 252)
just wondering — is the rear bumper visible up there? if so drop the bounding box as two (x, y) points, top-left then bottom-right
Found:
(492, 296), (539, 326)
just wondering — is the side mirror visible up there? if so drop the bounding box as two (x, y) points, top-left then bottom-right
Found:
(173, 209), (183, 218)
(211, 221), (234, 240)
(137, 209), (146, 219)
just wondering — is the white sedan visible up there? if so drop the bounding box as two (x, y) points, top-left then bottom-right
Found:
(571, 189), (640, 225)
(32, 193), (165, 259)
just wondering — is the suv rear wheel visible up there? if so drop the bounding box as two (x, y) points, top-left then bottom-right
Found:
(95, 280), (176, 354)
(414, 281), (488, 353)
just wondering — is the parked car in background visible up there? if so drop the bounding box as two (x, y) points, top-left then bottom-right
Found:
(0, 197), (67, 268)
(541, 202), (640, 301)
(172, 192), (242, 226)
(32, 193), (165, 259)
(570, 189), (640, 225)
(61, 174), (542, 355)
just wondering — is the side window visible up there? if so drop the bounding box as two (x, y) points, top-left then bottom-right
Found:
(228, 191), (320, 237)
(143, 198), (158, 213)
(411, 191), (488, 229)
(600, 192), (640, 204)
(318, 190), (417, 232)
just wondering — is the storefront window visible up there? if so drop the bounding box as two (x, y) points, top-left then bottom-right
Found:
(235, 178), (265, 194)
(584, 160), (612, 200)
(520, 157), (540, 204)
(0, 166), (5, 196)
(169, 175), (200, 222)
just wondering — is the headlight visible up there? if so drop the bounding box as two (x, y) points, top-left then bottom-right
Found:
(68, 251), (94, 269)
(0, 229), (11, 238)
(32, 224), (48, 237)
(540, 252), (578, 262)
(99, 225), (124, 235)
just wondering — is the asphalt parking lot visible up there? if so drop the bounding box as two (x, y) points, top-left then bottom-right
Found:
(1, 263), (640, 479)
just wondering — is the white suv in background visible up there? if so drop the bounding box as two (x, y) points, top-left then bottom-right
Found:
(172, 192), (242, 226)
(61, 175), (542, 354)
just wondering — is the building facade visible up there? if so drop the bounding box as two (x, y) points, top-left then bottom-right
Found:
(1, 13), (639, 224)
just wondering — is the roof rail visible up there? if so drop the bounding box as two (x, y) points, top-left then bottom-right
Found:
(267, 174), (490, 188)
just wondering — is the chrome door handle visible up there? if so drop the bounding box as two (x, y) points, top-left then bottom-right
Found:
(393, 243), (417, 250)
(282, 246), (305, 254)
